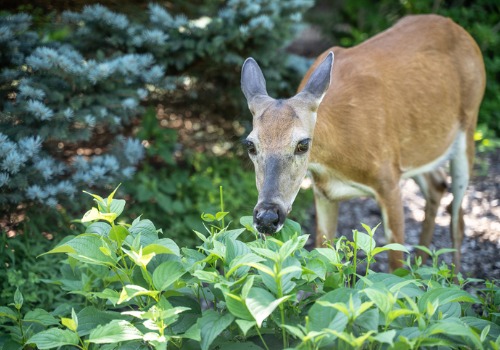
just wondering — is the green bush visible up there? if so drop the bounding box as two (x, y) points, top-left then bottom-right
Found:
(1, 188), (498, 349)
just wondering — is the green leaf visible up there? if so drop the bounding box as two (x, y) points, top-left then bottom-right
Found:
(260, 257), (301, 295)
(23, 309), (59, 326)
(250, 247), (280, 261)
(44, 234), (116, 266)
(226, 253), (264, 278)
(13, 288), (23, 310)
(201, 213), (215, 222)
(106, 185), (121, 208)
(435, 248), (457, 256)
(83, 191), (107, 211)
(152, 260), (186, 291)
(302, 258), (327, 281)
(89, 320), (143, 344)
(418, 288), (477, 313)
(246, 287), (290, 327)
(215, 211), (229, 221)
(226, 238), (251, 264)
(414, 245), (433, 256)
(198, 310), (234, 350)
(279, 235), (307, 260)
(315, 247), (340, 265)
(235, 319), (256, 336)
(353, 230), (376, 255)
(82, 207), (118, 223)
(226, 293), (253, 320)
(118, 285), (160, 304)
(424, 318), (482, 349)
(76, 307), (128, 336)
(192, 270), (220, 284)
(363, 288), (392, 315)
(61, 317), (77, 332)
(85, 222), (112, 236)
(27, 328), (79, 349)
(276, 218), (302, 241)
(380, 243), (409, 253)
(109, 199), (126, 217)
(0, 306), (18, 321)
(128, 219), (158, 246)
(91, 289), (120, 306)
(245, 262), (275, 277)
(109, 225), (129, 243)
(308, 289), (356, 331)
(462, 317), (500, 340)
(143, 238), (180, 256)
(372, 329), (396, 345)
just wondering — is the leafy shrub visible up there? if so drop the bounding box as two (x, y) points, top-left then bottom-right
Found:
(1, 188), (499, 349)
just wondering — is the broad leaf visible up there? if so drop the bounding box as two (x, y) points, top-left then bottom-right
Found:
(152, 260), (186, 291)
(353, 230), (376, 255)
(225, 293), (253, 320)
(27, 328), (79, 349)
(235, 319), (256, 336)
(44, 234), (116, 266)
(226, 253), (264, 278)
(77, 307), (128, 336)
(418, 288), (477, 313)
(118, 285), (159, 304)
(246, 287), (290, 327)
(143, 238), (180, 256)
(309, 289), (356, 331)
(88, 320), (143, 344)
(198, 310), (234, 350)
(23, 309), (59, 326)
(0, 306), (17, 321)
(128, 219), (158, 246)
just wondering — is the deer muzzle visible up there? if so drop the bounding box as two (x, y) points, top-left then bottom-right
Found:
(253, 201), (286, 235)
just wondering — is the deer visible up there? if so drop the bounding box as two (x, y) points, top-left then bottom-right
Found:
(240, 14), (485, 271)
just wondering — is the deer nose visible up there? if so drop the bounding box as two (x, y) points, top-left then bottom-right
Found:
(254, 203), (285, 235)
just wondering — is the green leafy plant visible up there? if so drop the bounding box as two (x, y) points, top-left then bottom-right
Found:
(0, 187), (499, 349)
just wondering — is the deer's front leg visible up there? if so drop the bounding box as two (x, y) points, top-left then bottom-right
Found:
(376, 183), (405, 271)
(313, 188), (339, 248)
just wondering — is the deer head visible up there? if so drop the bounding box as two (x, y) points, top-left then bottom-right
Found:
(241, 52), (334, 236)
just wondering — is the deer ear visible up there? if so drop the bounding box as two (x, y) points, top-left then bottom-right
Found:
(241, 57), (269, 102)
(299, 52), (334, 109)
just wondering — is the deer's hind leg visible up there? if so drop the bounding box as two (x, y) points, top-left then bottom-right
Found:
(413, 169), (448, 264)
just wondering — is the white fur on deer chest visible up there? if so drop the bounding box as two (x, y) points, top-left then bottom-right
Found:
(308, 163), (376, 201)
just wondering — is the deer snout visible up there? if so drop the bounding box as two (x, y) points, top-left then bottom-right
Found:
(254, 202), (286, 235)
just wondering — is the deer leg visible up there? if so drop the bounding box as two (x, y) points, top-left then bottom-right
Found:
(313, 189), (339, 247)
(413, 169), (447, 264)
(448, 131), (471, 272)
(377, 183), (405, 271)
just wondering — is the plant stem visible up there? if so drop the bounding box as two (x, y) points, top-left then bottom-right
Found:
(275, 261), (288, 348)
(219, 186), (225, 228)
(352, 230), (358, 287)
(256, 326), (270, 350)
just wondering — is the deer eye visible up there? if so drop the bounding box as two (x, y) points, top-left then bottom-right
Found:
(295, 139), (310, 155)
(244, 140), (257, 156)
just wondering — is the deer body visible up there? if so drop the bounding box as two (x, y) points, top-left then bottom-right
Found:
(241, 15), (485, 270)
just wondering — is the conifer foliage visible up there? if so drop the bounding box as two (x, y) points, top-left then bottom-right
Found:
(0, 0), (314, 211)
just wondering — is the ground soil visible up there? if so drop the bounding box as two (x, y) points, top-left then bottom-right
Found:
(304, 150), (500, 281)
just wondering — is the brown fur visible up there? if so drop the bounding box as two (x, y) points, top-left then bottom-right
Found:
(296, 15), (486, 270)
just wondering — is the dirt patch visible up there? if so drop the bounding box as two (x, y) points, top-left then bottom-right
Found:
(305, 150), (500, 281)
